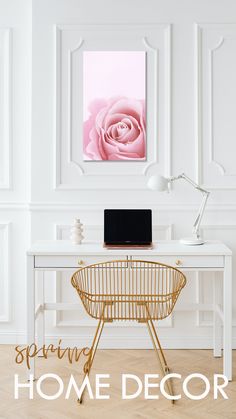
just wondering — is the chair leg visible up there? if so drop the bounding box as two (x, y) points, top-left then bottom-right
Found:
(145, 306), (175, 403)
(78, 305), (106, 404)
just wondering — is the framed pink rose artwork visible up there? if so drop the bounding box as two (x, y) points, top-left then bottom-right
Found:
(83, 51), (146, 161)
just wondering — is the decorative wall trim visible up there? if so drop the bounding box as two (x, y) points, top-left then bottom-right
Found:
(141, 36), (158, 175)
(0, 28), (12, 190)
(195, 271), (201, 327)
(2, 202), (236, 211)
(208, 36), (236, 177)
(0, 223), (10, 322)
(195, 271), (214, 328)
(164, 24), (172, 180)
(68, 37), (84, 175)
(1, 330), (236, 348)
(25, 202), (236, 212)
(195, 23), (236, 189)
(209, 37), (225, 176)
(202, 224), (236, 231)
(2, 201), (236, 212)
(53, 25), (61, 189)
(194, 23), (202, 185)
(0, 202), (29, 210)
(53, 23), (172, 190)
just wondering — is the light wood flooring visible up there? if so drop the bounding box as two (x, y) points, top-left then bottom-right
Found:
(0, 345), (235, 419)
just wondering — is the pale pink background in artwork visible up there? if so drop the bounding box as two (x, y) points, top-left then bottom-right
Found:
(83, 51), (146, 120)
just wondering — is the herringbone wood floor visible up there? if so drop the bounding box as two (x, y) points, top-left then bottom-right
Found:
(0, 345), (235, 419)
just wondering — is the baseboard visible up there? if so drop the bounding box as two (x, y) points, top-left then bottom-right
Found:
(0, 331), (26, 344)
(1, 331), (236, 349)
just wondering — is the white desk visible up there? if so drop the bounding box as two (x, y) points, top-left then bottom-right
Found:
(27, 240), (232, 379)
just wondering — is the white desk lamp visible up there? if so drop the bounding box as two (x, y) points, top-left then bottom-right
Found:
(147, 173), (210, 245)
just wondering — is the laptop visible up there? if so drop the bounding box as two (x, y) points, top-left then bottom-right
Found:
(104, 209), (152, 248)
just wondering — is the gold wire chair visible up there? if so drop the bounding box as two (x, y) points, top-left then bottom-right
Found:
(71, 260), (186, 403)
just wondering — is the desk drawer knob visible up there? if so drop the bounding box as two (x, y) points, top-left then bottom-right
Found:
(175, 259), (182, 266)
(78, 259), (84, 265)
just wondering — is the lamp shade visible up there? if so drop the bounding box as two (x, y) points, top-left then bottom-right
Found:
(147, 175), (169, 191)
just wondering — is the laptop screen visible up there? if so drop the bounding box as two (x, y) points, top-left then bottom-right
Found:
(104, 209), (152, 245)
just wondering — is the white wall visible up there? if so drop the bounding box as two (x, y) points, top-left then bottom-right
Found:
(0, 0), (31, 343)
(1, 0), (236, 348)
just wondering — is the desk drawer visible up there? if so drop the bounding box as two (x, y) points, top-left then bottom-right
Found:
(34, 255), (126, 269)
(35, 255), (224, 269)
(130, 255), (224, 268)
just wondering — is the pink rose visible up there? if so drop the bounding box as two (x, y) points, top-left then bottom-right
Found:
(83, 97), (146, 160)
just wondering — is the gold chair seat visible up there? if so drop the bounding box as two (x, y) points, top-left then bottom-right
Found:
(71, 260), (186, 321)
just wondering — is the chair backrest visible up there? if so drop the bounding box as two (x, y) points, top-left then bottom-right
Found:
(71, 260), (186, 321)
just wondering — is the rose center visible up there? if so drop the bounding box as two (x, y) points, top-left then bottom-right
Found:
(117, 122), (128, 134)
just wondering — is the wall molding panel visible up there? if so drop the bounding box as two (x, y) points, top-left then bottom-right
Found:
(195, 23), (236, 189)
(0, 223), (10, 322)
(0, 28), (11, 190)
(18, 202), (236, 212)
(54, 23), (172, 190)
(2, 202), (236, 212)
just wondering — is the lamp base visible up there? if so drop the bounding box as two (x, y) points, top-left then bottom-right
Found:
(180, 237), (205, 246)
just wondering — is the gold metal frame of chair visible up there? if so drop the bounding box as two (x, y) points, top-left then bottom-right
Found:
(71, 260), (186, 404)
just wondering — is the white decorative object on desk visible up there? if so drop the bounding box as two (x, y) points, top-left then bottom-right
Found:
(70, 218), (84, 244)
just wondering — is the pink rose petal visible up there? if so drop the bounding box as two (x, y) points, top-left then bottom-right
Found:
(83, 96), (146, 161)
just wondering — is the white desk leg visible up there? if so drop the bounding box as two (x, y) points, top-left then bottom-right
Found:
(27, 255), (35, 379)
(223, 256), (232, 381)
(37, 271), (45, 353)
(213, 272), (222, 357)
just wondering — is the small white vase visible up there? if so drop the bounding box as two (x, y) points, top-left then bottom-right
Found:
(70, 218), (84, 244)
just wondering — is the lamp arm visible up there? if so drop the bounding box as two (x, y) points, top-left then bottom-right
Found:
(170, 173), (208, 194)
(169, 172), (210, 238)
(192, 191), (210, 238)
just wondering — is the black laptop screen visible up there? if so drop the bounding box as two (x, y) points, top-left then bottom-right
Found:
(104, 209), (152, 245)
